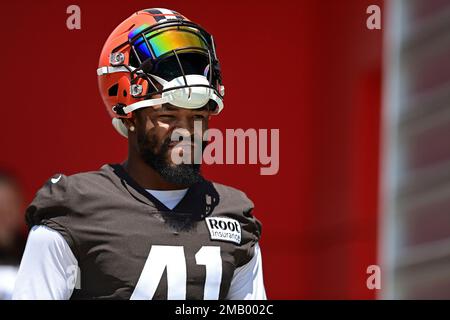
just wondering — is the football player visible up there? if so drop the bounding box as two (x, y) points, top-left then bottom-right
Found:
(12, 8), (266, 300)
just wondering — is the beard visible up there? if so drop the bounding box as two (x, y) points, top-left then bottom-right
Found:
(137, 130), (204, 186)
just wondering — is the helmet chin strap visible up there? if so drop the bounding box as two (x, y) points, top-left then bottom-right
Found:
(112, 118), (129, 138)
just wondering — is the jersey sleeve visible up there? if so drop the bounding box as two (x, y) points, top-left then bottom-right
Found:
(226, 242), (267, 300)
(25, 173), (80, 259)
(231, 189), (263, 268)
(12, 225), (78, 300)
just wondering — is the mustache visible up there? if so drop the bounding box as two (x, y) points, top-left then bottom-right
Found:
(164, 134), (205, 149)
(137, 129), (207, 157)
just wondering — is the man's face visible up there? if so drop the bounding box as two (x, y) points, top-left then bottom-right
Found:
(133, 102), (210, 186)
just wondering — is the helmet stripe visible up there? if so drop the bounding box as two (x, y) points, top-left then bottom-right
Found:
(143, 8), (185, 23)
(144, 9), (165, 22)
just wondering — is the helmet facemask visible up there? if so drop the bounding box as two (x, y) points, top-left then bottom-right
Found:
(110, 20), (225, 118)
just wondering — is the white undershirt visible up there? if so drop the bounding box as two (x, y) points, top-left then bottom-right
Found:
(13, 226), (77, 300)
(145, 188), (188, 210)
(0, 266), (18, 300)
(12, 190), (267, 300)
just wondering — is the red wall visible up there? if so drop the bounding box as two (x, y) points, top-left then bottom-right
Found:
(0, 0), (382, 299)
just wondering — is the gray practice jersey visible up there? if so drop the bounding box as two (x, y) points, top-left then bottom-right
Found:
(22, 164), (263, 300)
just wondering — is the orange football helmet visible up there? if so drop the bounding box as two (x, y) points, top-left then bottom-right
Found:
(97, 8), (225, 137)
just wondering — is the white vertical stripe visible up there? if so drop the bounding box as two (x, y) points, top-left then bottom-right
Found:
(156, 8), (178, 19)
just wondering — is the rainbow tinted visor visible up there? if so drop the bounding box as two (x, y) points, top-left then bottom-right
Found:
(129, 24), (210, 63)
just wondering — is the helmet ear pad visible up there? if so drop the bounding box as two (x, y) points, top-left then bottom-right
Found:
(112, 118), (129, 138)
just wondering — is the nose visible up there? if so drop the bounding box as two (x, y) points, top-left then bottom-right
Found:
(175, 114), (194, 132)
(169, 110), (205, 142)
(171, 109), (203, 133)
